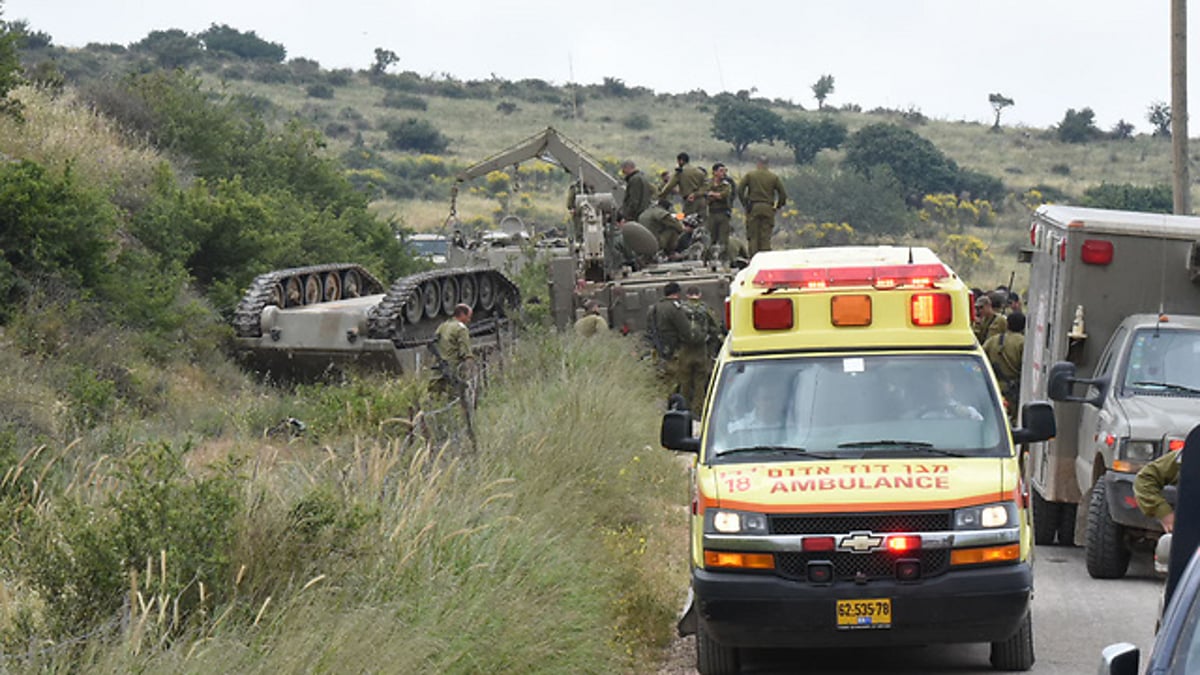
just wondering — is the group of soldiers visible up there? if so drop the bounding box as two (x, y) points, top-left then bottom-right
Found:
(972, 287), (1025, 420)
(602, 151), (788, 266)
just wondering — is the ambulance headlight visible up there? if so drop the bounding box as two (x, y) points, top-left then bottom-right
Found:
(706, 510), (769, 534)
(954, 503), (1015, 529)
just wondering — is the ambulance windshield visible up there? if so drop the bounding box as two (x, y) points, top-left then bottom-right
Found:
(706, 353), (1006, 460)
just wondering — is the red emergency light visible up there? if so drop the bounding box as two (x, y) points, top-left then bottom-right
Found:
(1029, 222), (1037, 246)
(753, 264), (950, 290)
(753, 297), (794, 330)
(1081, 239), (1114, 266)
(886, 535), (922, 553)
(910, 293), (953, 326)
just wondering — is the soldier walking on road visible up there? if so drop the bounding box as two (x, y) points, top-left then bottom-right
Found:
(660, 152), (708, 220)
(619, 159), (656, 223)
(645, 282), (702, 405)
(737, 155), (787, 257)
(983, 311), (1024, 420)
(681, 286), (724, 415)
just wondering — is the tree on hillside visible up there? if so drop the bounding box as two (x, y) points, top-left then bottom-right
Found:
(1148, 101), (1171, 137)
(1055, 107), (1101, 143)
(0, 11), (23, 119)
(1110, 119), (1135, 140)
(199, 24), (285, 62)
(131, 29), (203, 69)
(812, 74), (835, 110)
(710, 99), (783, 159)
(371, 48), (399, 76)
(779, 117), (847, 165)
(383, 117), (449, 154)
(988, 92), (1014, 131)
(843, 123), (958, 199)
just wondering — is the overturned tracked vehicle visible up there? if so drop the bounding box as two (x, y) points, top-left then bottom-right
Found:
(232, 263), (520, 376)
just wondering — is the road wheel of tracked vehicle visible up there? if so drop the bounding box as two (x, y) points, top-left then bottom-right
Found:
(478, 274), (496, 311)
(323, 272), (341, 301)
(989, 610), (1034, 671)
(421, 280), (441, 318)
(342, 269), (362, 298)
(283, 277), (303, 307)
(1085, 479), (1132, 579)
(458, 273), (477, 310)
(440, 276), (459, 316)
(303, 274), (321, 305)
(269, 282), (285, 308)
(403, 288), (423, 325)
(696, 624), (739, 675)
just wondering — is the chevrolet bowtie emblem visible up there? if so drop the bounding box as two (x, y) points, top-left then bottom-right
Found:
(839, 532), (885, 553)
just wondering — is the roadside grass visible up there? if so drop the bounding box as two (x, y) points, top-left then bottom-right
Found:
(1, 331), (689, 674)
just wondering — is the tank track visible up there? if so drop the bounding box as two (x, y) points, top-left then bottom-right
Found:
(233, 263), (387, 338)
(367, 267), (521, 347)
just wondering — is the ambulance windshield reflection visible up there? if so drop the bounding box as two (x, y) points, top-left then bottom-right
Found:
(707, 354), (1006, 460)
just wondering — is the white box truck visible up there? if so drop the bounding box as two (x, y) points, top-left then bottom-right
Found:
(1021, 204), (1200, 578)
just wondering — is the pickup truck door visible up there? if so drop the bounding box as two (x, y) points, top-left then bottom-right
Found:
(1078, 326), (1128, 489)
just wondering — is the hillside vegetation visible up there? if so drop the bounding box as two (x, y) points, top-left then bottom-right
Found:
(0, 16), (1190, 672)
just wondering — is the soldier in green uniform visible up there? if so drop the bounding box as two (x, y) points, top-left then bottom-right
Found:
(982, 312), (1024, 420)
(705, 163), (734, 262)
(645, 282), (704, 404)
(619, 159), (656, 223)
(574, 300), (608, 337)
(638, 203), (684, 257)
(737, 155), (787, 257)
(680, 286), (725, 415)
(659, 152), (708, 219)
(1135, 447), (1182, 532)
(972, 292), (1008, 344)
(433, 303), (474, 395)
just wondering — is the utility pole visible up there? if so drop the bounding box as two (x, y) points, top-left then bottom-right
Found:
(1171, 0), (1190, 214)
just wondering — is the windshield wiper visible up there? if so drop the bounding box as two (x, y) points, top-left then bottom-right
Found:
(838, 440), (934, 449)
(1131, 381), (1200, 396)
(716, 446), (839, 461)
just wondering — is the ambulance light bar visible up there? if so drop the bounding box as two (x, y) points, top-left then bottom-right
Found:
(753, 263), (951, 290)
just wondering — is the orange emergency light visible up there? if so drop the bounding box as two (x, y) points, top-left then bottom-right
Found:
(831, 295), (872, 326)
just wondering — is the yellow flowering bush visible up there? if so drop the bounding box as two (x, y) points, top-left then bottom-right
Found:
(936, 233), (993, 278)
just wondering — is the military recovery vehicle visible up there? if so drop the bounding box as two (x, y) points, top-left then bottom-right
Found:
(232, 262), (519, 376)
(441, 126), (732, 334)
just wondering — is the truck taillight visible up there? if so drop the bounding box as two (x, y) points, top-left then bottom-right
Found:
(724, 298), (731, 330)
(910, 293), (952, 326)
(1081, 239), (1114, 265)
(1169, 438), (1186, 452)
(753, 297), (794, 330)
(1059, 238), (1067, 262)
(1029, 222), (1037, 246)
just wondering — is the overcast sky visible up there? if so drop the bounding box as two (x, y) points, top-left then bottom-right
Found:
(6, 0), (1194, 133)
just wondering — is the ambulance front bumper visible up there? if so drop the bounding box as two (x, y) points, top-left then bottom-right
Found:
(689, 562), (1031, 648)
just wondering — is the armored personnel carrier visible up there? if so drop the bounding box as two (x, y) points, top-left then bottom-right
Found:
(232, 263), (519, 377)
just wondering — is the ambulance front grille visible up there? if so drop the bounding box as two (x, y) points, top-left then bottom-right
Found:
(768, 511), (953, 535)
(775, 550), (952, 581)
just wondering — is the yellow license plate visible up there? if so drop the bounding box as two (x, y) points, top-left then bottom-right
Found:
(836, 598), (892, 630)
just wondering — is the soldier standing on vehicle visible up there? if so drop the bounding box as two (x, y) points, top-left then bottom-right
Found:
(574, 300), (608, 337)
(1135, 448), (1182, 532)
(645, 282), (700, 401)
(983, 311), (1024, 420)
(737, 155), (787, 257)
(619, 159), (656, 223)
(706, 163), (734, 262)
(660, 152), (708, 220)
(972, 292), (1008, 344)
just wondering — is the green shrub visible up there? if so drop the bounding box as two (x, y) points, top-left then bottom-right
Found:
(381, 91), (427, 110)
(383, 117), (449, 154)
(305, 83), (334, 99)
(1050, 163), (1071, 176)
(622, 112), (652, 130)
(1080, 182), (1172, 213)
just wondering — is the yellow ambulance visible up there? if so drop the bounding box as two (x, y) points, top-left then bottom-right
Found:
(661, 246), (1056, 674)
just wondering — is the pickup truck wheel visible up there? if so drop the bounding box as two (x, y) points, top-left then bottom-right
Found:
(989, 610), (1034, 671)
(696, 625), (739, 675)
(1085, 479), (1132, 579)
(1031, 491), (1059, 545)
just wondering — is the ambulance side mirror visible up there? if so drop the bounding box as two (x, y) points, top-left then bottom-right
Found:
(1012, 401), (1056, 445)
(1047, 361), (1108, 407)
(661, 409), (699, 454)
